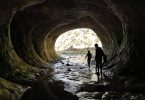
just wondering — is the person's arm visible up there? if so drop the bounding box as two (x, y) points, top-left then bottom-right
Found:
(90, 53), (92, 59)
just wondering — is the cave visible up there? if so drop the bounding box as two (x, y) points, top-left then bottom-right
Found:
(0, 0), (145, 100)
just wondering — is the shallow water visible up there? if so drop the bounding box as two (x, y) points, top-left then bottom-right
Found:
(52, 54), (145, 100)
(53, 54), (99, 99)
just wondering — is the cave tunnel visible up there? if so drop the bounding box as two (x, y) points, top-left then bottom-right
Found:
(0, 0), (145, 100)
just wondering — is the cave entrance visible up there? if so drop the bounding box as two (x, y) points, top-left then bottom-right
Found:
(55, 28), (102, 55)
(55, 28), (102, 66)
(53, 28), (103, 93)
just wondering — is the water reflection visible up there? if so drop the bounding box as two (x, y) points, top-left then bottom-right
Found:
(53, 54), (97, 95)
(52, 54), (145, 100)
(91, 69), (97, 82)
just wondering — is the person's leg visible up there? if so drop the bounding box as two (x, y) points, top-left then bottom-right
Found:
(87, 60), (89, 67)
(97, 65), (100, 73)
(88, 59), (90, 68)
(95, 61), (100, 83)
(95, 60), (97, 72)
(100, 64), (103, 81)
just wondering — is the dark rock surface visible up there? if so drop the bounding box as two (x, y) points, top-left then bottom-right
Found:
(21, 79), (78, 100)
(0, 0), (145, 99)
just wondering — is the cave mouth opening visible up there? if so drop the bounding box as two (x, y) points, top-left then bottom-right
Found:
(55, 28), (102, 56)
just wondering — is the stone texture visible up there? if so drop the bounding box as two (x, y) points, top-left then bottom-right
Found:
(0, 0), (145, 99)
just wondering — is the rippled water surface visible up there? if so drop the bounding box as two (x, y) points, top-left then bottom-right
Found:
(52, 54), (145, 100)
(53, 54), (98, 99)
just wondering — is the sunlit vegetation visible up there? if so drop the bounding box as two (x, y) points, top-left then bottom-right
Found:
(55, 28), (102, 54)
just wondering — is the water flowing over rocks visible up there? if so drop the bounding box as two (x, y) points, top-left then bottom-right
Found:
(0, 0), (145, 99)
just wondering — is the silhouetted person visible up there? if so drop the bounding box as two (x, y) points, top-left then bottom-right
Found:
(94, 43), (104, 82)
(85, 50), (92, 68)
(103, 54), (107, 66)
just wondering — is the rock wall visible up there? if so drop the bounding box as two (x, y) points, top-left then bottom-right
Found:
(0, 0), (145, 99)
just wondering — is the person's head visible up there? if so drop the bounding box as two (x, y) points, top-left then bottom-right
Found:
(88, 50), (90, 53)
(95, 44), (98, 48)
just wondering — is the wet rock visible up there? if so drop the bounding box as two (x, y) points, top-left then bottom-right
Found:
(21, 79), (78, 100)
(102, 92), (123, 100)
(93, 92), (104, 99)
(123, 93), (145, 100)
(102, 92), (145, 100)
(48, 79), (79, 100)
(76, 92), (104, 99)
(1, 0), (145, 99)
(66, 63), (73, 66)
(67, 68), (71, 71)
(126, 83), (145, 93)
(77, 83), (110, 92)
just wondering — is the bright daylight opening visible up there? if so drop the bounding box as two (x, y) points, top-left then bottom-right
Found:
(54, 28), (103, 86)
(55, 28), (102, 54)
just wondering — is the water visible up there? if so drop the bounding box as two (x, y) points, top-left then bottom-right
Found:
(52, 54), (145, 100)
(53, 54), (99, 99)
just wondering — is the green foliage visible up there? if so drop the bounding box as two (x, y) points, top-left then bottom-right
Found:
(58, 49), (95, 55)
(55, 28), (100, 51)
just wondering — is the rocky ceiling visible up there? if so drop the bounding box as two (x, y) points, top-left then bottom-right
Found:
(0, 0), (145, 99)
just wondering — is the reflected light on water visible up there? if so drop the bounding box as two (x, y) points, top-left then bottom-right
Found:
(91, 69), (97, 81)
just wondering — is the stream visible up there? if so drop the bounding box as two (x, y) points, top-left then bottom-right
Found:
(52, 54), (145, 100)
(21, 54), (145, 100)
(53, 54), (105, 100)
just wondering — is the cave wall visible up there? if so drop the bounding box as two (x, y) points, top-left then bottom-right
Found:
(0, 0), (145, 99)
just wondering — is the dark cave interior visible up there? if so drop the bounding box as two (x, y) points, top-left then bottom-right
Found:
(0, 0), (145, 100)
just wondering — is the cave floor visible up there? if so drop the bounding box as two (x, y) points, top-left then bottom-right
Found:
(53, 54), (99, 100)
(53, 54), (98, 86)
(52, 54), (145, 100)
